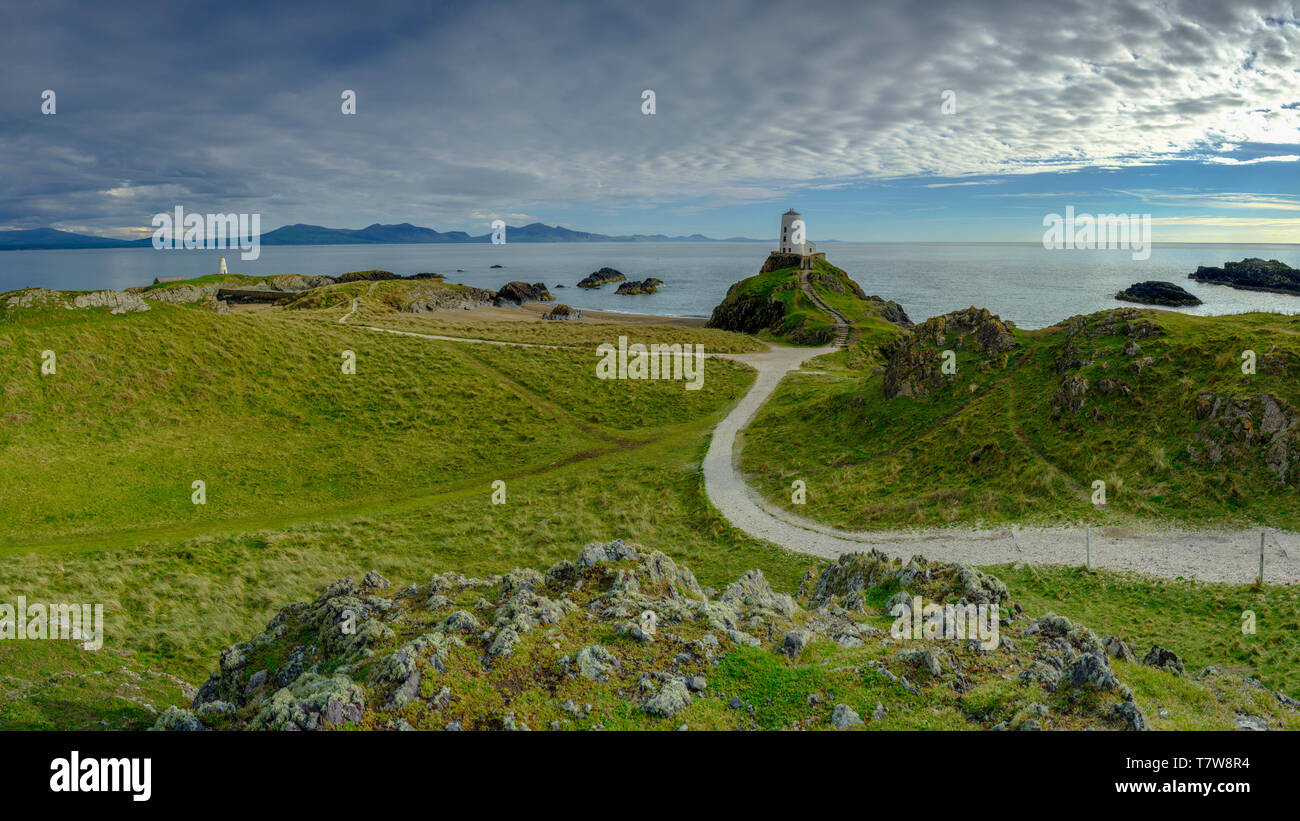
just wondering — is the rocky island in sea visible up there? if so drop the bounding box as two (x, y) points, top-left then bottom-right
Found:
(577, 267), (627, 288)
(1115, 280), (1202, 306)
(1189, 258), (1300, 296)
(615, 277), (662, 295)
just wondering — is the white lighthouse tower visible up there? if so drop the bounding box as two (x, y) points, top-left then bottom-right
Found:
(218, 255), (228, 275)
(778, 208), (816, 265)
(779, 209), (800, 253)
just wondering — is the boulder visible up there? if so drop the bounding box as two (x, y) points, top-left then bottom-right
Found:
(642, 678), (691, 717)
(151, 706), (204, 731)
(542, 303), (582, 320)
(1061, 652), (1119, 692)
(576, 645), (618, 681)
(830, 704), (864, 729)
(1103, 636), (1138, 663)
(1142, 645), (1186, 675)
(494, 281), (554, 306)
(780, 629), (815, 657)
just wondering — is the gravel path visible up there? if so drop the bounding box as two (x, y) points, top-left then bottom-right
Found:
(704, 275), (1300, 584)
(341, 294), (1299, 584)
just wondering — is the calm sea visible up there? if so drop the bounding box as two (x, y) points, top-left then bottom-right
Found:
(3, 241), (1298, 330)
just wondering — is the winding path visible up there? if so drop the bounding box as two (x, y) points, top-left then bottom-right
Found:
(702, 271), (1300, 584)
(341, 289), (1300, 584)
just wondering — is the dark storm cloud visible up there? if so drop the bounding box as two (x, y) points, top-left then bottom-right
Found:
(1, 0), (1297, 234)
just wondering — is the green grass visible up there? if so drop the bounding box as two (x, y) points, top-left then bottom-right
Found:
(711, 256), (901, 346)
(3, 285), (1298, 730)
(0, 301), (754, 546)
(142, 273), (267, 292)
(0, 296), (805, 688)
(0, 640), (191, 730)
(742, 308), (1300, 529)
(0, 425), (814, 685)
(994, 563), (1300, 699)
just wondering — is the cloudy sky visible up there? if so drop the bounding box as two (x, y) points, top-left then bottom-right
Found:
(3, 0), (1299, 242)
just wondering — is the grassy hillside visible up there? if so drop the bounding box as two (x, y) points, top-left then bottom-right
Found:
(3, 281), (1298, 729)
(0, 299), (753, 547)
(0, 288), (806, 721)
(741, 306), (1300, 530)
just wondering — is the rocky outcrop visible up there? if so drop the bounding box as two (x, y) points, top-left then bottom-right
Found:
(337, 270), (401, 284)
(615, 278), (663, 295)
(883, 307), (1017, 400)
(577, 268), (626, 288)
(1189, 392), (1299, 482)
(866, 296), (913, 329)
(157, 541), (1279, 732)
(1049, 309), (1164, 416)
(3, 287), (150, 314)
(494, 281), (554, 306)
(75, 290), (149, 313)
(402, 284), (495, 313)
(146, 284), (220, 304)
(1142, 645), (1186, 676)
(147, 274), (336, 305)
(1189, 258), (1300, 296)
(1115, 280), (1202, 306)
(269, 273), (338, 291)
(706, 280), (787, 334)
(759, 253), (804, 274)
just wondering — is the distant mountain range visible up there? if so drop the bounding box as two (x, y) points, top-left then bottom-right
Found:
(0, 222), (765, 250)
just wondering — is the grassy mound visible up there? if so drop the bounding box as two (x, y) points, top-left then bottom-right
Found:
(742, 306), (1300, 529)
(706, 255), (910, 345)
(282, 278), (494, 312)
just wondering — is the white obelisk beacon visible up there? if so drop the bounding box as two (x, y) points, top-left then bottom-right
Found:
(218, 255), (228, 275)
